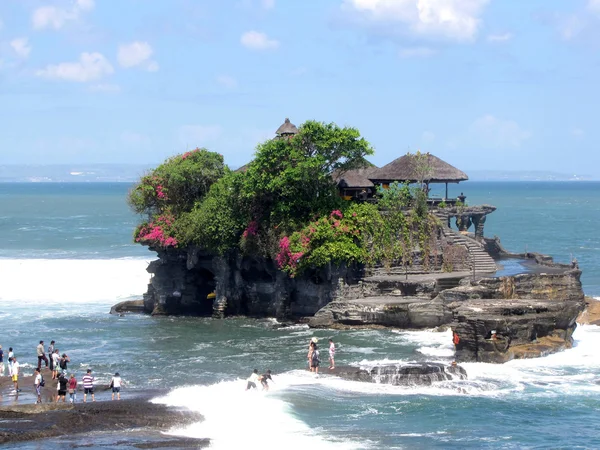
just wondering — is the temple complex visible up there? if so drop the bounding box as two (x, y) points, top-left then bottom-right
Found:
(134, 118), (585, 364)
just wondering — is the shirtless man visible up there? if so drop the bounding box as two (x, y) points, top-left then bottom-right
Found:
(260, 370), (274, 391)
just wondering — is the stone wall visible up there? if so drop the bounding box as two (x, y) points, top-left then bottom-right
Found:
(143, 246), (362, 318)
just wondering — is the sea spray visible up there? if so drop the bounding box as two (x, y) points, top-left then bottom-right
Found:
(153, 377), (366, 449)
(0, 258), (151, 303)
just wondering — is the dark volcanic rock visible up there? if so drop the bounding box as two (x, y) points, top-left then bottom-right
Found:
(0, 398), (206, 446)
(577, 296), (600, 325)
(328, 363), (467, 386)
(309, 296), (450, 329)
(449, 297), (583, 363)
(110, 299), (146, 314)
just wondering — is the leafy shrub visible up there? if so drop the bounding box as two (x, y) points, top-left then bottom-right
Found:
(377, 181), (412, 211)
(175, 173), (247, 254)
(128, 148), (226, 217)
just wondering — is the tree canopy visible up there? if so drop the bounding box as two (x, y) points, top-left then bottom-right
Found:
(129, 119), (439, 277)
(243, 120), (374, 229)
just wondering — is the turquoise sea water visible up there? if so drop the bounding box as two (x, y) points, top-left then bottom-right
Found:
(0, 182), (599, 449)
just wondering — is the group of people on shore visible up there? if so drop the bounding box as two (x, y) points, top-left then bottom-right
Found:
(0, 340), (124, 404)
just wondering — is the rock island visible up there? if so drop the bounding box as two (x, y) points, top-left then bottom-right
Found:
(127, 118), (585, 364)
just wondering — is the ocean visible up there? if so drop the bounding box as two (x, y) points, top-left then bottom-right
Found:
(0, 181), (599, 449)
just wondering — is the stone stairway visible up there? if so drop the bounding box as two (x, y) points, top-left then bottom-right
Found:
(442, 227), (497, 274)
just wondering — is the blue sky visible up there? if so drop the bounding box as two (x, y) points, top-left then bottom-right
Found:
(1, 0), (599, 175)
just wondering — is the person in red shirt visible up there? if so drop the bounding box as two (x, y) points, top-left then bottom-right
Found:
(68, 374), (78, 403)
(453, 331), (460, 348)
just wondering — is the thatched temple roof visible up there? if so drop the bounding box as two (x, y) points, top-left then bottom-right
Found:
(333, 167), (377, 188)
(369, 153), (468, 184)
(276, 118), (298, 136)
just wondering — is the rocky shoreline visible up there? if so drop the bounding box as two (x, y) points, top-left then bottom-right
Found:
(0, 374), (205, 447)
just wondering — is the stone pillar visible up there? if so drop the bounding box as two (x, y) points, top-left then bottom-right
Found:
(474, 215), (486, 241)
(455, 215), (472, 232)
(212, 296), (227, 318)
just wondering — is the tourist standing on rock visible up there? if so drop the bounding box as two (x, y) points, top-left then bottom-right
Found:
(11, 356), (20, 392)
(36, 340), (48, 370)
(310, 342), (320, 374)
(110, 372), (123, 400)
(82, 369), (95, 402)
(51, 350), (60, 379)
(307, 337), (318, 370)
(0, 345), (4, 376)
(328, 339), (336, 370)
(453, 331), (460, 349)
(56, 373), (67, 403)
(59, 353), (70, 374)
(68, 374), (77, 403)
(8, 347), (14, 377)
(47, 341), (55, 371)
(34, 368), (43, 404)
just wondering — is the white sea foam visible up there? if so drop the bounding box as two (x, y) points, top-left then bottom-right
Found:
(0, 258), (152, 303)
(348, 325), (600, 398)
(394, 328), (455, 358)
(153, 376), (367, 449)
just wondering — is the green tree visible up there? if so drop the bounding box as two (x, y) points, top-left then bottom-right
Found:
(176, 172), (247, 254)
(243, 120), (374, 229)
(128, 148), (227, 217)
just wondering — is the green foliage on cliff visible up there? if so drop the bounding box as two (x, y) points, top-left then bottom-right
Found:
(176, 173), (247, 254)
(129, 120), (440, 275)
(128, 148), (227, 217)
(243, 120), (374, 229)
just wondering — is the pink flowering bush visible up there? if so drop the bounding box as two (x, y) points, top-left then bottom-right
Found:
(242, 220), (259, 239)
(276, 205), (376, 277)
(134, 213), (179, 248)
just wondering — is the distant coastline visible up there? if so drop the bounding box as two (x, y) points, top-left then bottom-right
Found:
(0, 164), (597, 182)
(465, 170), (597, 182)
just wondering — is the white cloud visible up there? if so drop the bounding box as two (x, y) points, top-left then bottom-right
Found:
(589, 0), (600, 15)
(422, 131), (436, 143)
(487, 32), (512, 42)
(241, 31), (280, 50)
(117, 41), (159, 71)
(10, 38), (31, 58)
(571, 127), (585, 138)
(342, 0), (489, 41)
(77, 0), (95, 11)
(121, 131), (151, 145)
(90, 83), (121, 93)
(216, 75), (238, 89)
(289, 66), (308, 76)
(36, 52), (113, 82)
(178, 125), (224, 147)
(32, 0), (94, 30)
(238, 0), (275, 10)
(399, 46), (435, 57)
(469, 114), (532, 148)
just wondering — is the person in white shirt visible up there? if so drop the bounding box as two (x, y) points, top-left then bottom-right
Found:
(51, 350), (60, 380)
(11, 356), (20, 392)
(7, 348), (14, 377)
(328, 339), (336, 370)
(245, 369), (260, 390)
(110, 372), (124, 400)
(34, 368), (43, 403)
